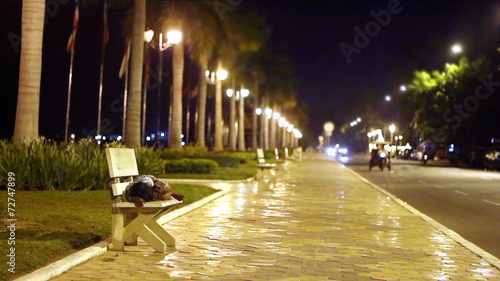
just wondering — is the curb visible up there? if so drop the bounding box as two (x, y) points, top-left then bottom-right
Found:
(14, 187), (231, 281)
(160, 177), (254, 184)
(341, 163), (500, 270)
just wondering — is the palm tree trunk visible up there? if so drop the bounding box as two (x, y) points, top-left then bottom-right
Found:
(14, 0), (45, 141)
(214, 61), (224, 152)
(237, 91), (246, 151)
(169, 41), (184, 150)
(229, 79), (236, 151)
(251, 80), (259, 149)
(124, 0), (145, 147)
(195, 59), (208, 147)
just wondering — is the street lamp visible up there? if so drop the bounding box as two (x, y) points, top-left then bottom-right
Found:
(389, 124), (396, 148)
(400, 85), (407, 92)
(153, 30), (182, 146)
(451, 43), (462, 54)
(140, 29), (154, 144)
(256, 108), (263, 147)
(385, 95), (391, 102)
(323, 122), (334, 147)
(226, 89), (236, 150)
(214, 68), (228, 151)
(264, 108), (273, 149)
(238, 88), (250, 151)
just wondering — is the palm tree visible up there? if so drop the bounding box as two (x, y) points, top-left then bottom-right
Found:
(181, 1), (218, 148)
(13, 0), (46, 141)
(159, 1), (214, 150)
(212, 10), (268, 151)
(169, 40), (184, 149)
(124, 0), (146, 147)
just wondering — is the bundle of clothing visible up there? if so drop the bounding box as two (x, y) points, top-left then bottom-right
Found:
(125, 175), (184, 207)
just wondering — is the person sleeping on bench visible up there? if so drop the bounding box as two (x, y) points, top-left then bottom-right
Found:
(125, 175), (184, 207)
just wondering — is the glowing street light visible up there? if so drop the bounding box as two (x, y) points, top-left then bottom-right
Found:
(451, 43), (462, 54)
(238, 88), (250, 151)
(400, 85), (407, 92)
(152, 30), (183, 146)
(389, 124), (396, 146)
(214, 67), (228, 151)
(385, 95), (391, 102)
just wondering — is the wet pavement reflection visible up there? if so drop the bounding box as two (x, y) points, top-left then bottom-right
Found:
(52, 153), (500, 280)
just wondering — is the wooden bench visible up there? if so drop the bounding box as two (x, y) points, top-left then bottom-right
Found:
(274, 148), (286, 163)
(105, 148), (181, 252)
(256, 148), (276, 180)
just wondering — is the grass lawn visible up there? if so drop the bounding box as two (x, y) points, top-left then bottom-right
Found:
(0, 184), (218, 281)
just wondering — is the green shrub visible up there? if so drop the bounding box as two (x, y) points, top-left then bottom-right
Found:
(219, 152), (256, 163)
(160, 146), (210, 159)
(165, 159), (218, 174)
(182, 145), (210, 157)
(134, 146), (164, 175)
(0, 139), (164, 191)
(201, 155), (240, 168)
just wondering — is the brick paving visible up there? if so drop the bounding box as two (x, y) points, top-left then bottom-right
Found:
(51, 153), (500, 280)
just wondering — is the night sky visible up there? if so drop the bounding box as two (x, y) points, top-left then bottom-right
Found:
(1, 0), (499, 144)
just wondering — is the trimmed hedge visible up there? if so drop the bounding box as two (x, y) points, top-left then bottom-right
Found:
(160, 146), (210, 160)
(219, 152), (256, 164)
(164, 159), (218, 174)
(200, 155), (240, 168)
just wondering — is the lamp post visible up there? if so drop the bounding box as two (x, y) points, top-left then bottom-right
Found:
(323, 122), (335, 147)
(270, 112), (280, 149)
(278, 117), (286, 148)
(153, 30), (182, 146)
(389, 124), (396, 155)
(141, 29), (154, 144)
(226, 88), (236, 150)
(214, 69), (228, 151)
(264, 108), (273, 150)
(238, 88), (250, 151)
(256, 108), (263, 147)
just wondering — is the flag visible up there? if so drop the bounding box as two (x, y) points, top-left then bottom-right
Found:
(66, 2), (79, 52)
(119, 40), (130, 79)
(103, 2), (109, 45)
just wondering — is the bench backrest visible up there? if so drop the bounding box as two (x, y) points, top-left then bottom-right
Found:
(105, 148), (139, 197)
(256, 148), (266, 164)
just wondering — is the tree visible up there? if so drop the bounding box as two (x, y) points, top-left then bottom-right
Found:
(124, 0), (146, 147)
(211, 10), (268, 151)
(402, 55), (499, 159)
(13, 0), (46, 141)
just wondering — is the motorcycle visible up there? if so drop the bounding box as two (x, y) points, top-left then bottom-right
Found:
(369, 149), (391, 171)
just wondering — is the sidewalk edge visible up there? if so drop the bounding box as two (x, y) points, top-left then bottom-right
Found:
(342, 164), (500, 270)
(14, 189), (230, 281)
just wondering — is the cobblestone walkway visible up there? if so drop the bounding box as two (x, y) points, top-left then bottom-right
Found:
(52, 153), (500, 280)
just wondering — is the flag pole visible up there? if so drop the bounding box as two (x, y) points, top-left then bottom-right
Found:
(65, 0), (79, 142)
(122, 40), (131, 139)
(97, 0), (108, 139)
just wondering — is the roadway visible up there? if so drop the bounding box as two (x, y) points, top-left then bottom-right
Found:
(340, 153), (500, 258)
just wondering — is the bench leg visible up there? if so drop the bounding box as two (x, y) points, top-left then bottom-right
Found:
(124, 213), (168, 252)
(146, 219), (175, 247)
(257, 168), (275, 181)
(124, 213), (139, 246)
(109, 212), (125, 251)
